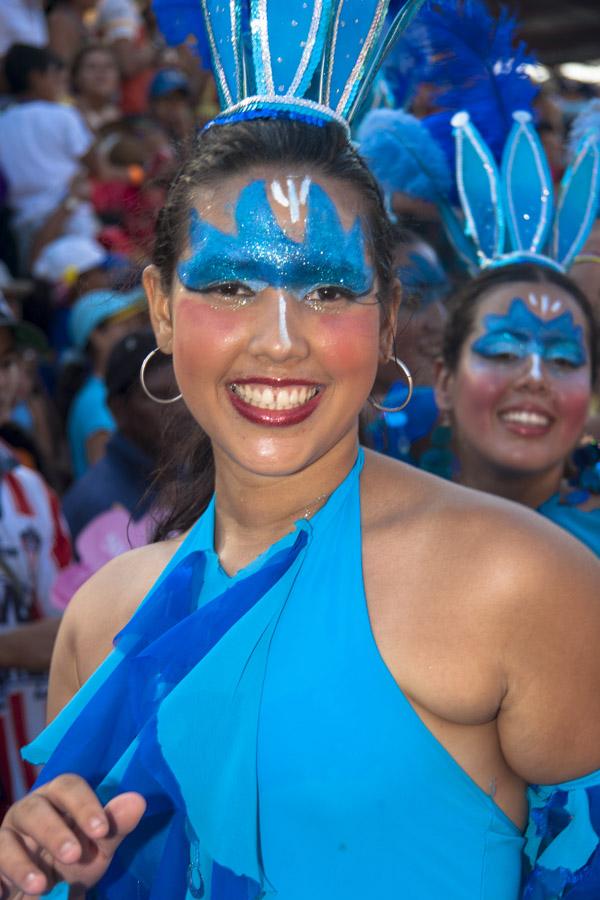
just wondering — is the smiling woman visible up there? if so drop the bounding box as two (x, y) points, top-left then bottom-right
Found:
(1, 11), (600, 900)
(143, 117), (396, 543)
(435, 262), (600, 554)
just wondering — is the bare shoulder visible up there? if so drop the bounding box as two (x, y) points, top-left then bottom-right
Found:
(49, 537), (185, 716)
(362, 448), (599, 603)
(361, 450), (600, 783)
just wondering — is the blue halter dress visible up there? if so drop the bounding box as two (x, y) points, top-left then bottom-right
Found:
(22, 450), (599, 898)
(28, 452), (523, 900)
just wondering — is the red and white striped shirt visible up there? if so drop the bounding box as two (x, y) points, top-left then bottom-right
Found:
(0, 443), (71, 804)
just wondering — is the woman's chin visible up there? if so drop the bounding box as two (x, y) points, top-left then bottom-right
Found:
(484, 446), (568, 479)
(212, 426), (356, 480)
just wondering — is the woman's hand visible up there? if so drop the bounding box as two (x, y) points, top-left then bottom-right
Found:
(0, 775), (145, 897)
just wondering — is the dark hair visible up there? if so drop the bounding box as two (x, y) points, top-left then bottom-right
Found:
(3, 44), (61, 95)
(442, 262), (598, 378)
(151, 117), (394, 541)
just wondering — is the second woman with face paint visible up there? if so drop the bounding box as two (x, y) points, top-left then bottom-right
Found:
(435, 261), (600, 556)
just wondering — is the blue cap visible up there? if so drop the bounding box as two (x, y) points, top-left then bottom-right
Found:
(149, 68), (190, 99)
(69, 288), (146, 349)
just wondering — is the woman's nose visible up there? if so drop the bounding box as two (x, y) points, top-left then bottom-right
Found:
(247, 290), (310, 362)
(514, 353), (550, 390)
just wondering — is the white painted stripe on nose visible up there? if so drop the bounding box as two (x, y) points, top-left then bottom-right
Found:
(529, 353), (543, 380)
(278, 292), (291, 349)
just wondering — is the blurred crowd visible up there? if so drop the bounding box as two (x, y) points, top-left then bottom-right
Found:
(0, 0), (219, 810)
(0, 0), (599, 810)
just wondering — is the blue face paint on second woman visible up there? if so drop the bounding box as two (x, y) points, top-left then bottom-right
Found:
(176, 179), (375, 308)
(471, 298), (587, 370)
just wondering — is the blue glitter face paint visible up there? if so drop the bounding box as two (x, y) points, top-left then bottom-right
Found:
(471, 298), (587, 373)
(176, 179), (375, 310)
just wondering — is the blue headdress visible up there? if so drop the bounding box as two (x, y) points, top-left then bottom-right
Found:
(358, 0), (600, 274)
(446, 108), (600, 273)
(358, 107), (452, 209)
(152, 0), (427, 133)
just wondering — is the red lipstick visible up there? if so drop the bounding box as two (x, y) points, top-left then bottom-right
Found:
(227, 378), (323, 427)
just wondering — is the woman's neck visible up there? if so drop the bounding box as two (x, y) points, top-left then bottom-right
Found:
(458, 454), (563, 510)
(212, 434), (358, 575)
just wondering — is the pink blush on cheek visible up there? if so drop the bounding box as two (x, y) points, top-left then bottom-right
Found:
(171, 297), (248, 390)
(315, 310), (381, 369)
(175, 296), (242, 339)
(554, 377), (591, 433)
(459, 361), (509, 410)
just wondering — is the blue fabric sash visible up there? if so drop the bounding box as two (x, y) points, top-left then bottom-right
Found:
(32, 524), (311, 899)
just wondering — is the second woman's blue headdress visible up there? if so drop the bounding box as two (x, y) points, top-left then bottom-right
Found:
(358, 0), (600, 275)
(447, 108), (600, 273)
(152, 0), (427, 133)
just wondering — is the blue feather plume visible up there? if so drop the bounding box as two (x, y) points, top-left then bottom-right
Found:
(412, 0), (538, 171)
(358, 108), (452, 203)
(381, 20), (432, 110)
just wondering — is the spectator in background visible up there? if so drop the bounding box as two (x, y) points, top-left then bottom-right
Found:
(0, 44), (97, 273)
(0, 304), (71, 810)
(0, 293), (62, 489)
(47, 0), (98, 68)
(91, 123), (169, 260)
(0, 293), (49, 471)
(95, 0), (158, 115)
(31, 234), (114, 355)
(31, 235), (110, 301)
(62, 329), (173, 541)
(66, 286), (147, 477)
(148, 68), (196, 157)
(71, 44), (121, 133)
(0, 268), (66, 485)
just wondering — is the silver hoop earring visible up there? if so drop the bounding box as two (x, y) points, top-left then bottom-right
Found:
(139, 348), (182, 404)
(368, 356), (414, 413)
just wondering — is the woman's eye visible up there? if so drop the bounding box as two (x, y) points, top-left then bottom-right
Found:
(487, 350), (520, 363)
(212, 282), (254, 299)
(305, 285), (355, 306)
(548, 356), (579, 370)
(195, 282), (256, 308)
